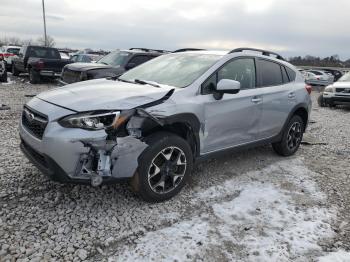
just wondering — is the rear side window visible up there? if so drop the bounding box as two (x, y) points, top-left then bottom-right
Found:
(128, 55), (151, 66)
(281, 66), (289, 83)
(285, 67), (296, 81)
(258, 59), (283, 87)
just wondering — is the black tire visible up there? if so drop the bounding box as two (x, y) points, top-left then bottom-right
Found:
(317, 94), (326, 107)
(29, 68), (41, 84)
(0, 70), (7, 82)
(130, 132), (193, 202)
(272, 115), (304, 157)
(12, 64), (19, 76)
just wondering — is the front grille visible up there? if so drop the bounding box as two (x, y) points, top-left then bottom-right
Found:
(21, 139), (48, 168)
(335, 88), (350, 94)
(22, 107), (48, 139)
(61, 68), (81, 84)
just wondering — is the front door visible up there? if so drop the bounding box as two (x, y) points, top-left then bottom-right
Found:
(200, 58), (263, 154)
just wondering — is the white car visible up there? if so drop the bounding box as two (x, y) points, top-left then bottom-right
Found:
(319, 72), (350, 107)
(0, 45), (21, 70)
(304, 70), (334, 86)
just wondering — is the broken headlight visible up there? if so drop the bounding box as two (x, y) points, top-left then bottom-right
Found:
(59, 111), (120, 130)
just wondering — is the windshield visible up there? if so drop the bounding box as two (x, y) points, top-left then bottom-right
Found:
(119, 53), (222, 88)
(97, 51), (131, 67)
(338, 72), (350, 82)
(8, 48), (20, 55)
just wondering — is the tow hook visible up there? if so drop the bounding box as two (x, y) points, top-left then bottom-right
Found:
(91, 173), (103, 187)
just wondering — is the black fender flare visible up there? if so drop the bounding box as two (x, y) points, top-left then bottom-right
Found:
(275, 103), (309, 142)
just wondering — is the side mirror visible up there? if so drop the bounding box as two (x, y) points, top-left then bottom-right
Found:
(213, 79), (240, 100)
(125, 62), (136, 70)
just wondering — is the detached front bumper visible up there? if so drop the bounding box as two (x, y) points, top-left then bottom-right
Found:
(19, 98), (148, 185)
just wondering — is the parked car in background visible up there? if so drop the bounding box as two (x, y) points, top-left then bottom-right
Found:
(59, 48), (167, 85)
(12, 45), (73, 84)
(70, 53), (101, 63)
(318, 72), (350, 107)
(20, 48), (311, 202)
(0, 45), (21, 70)
(322, 68), (343, 82)
(0, 57), (7, 82)
(304, 70), (334, 86)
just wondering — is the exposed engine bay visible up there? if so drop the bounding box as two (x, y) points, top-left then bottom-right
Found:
(72, 90), (173, 186)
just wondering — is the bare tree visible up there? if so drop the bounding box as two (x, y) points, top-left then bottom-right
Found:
(36, 35), (55, 47)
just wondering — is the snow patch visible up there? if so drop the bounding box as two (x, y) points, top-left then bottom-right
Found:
(109, 158), (337, 261)
(318, 250), (350, 262)
(1, 79), (14, 85)
(109, 218), (210, 262)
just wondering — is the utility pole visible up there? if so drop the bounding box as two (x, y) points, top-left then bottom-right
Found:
(42, 0), (47, 46)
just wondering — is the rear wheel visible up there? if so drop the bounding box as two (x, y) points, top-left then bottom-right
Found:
(12, 64), (19, 76)
(29, 69), (41, 84)
(272, 115), (304, 156)
(130, 132), (193, 202)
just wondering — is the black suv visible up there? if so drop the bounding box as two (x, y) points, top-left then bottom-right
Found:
(59, 48), (168, 85)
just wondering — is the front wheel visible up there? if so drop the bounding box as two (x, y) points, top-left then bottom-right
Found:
(12, 64), (19, 76)
(0, 71), (7, 82)
(272, 115), (304, 156)
(130, 132), (193, 202)
(317, 94), (326, 107)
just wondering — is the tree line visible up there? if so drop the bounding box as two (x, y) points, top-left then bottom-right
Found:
(289, 55), (350, 68)
(0, 35), (55, 48)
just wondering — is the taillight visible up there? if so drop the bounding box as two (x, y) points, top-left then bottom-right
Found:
(305, 84), (312, 94)
(3, 53), (14, 57)
(36, 60), (45, 70)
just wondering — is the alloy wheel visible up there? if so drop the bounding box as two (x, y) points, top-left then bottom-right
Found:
(148, 146), (187, 194)
(287, 122), (302, 151)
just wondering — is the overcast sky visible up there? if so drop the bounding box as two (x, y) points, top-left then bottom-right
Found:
(1, 0), (350, 59)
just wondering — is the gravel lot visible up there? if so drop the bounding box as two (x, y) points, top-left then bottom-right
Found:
(0, 74), (349, 261)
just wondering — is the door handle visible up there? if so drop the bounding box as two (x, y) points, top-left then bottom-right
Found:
(251, 97), (262, 103)
(288, 92), (296, 98)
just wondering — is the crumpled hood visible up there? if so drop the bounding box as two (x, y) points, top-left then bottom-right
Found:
(65, 62), (117, 71)
(37, 79), (175, 112)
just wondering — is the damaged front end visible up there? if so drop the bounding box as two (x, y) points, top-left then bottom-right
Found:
(65, 90), (173, 186)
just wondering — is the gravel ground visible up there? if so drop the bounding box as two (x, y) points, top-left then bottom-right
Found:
(0, 74), (349, 261)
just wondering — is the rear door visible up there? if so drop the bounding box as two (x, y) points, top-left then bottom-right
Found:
(201, 57), (264, 153)
(257, 59), (297, 139)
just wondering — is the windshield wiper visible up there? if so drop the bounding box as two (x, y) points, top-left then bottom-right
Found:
(99, 62), (108, 65)
(134, 79), (160, 88)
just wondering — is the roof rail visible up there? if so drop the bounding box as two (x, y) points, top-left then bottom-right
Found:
(172, 48), (206, 53)
(129, 48), (169, 53)
(229, 47), (285, 61)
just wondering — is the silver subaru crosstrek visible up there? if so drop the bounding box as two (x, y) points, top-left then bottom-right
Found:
(20, 48), (312, 202)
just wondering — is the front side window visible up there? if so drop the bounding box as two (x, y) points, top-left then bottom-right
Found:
(258, 59), (283, 87)
(119, 53), (222, 88)
(202, 58), (256, 94)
